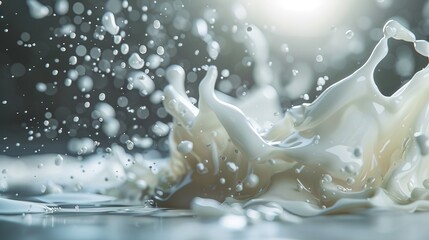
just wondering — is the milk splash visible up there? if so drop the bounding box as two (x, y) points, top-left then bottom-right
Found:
(159, 20), (429, 216)
(2, 18), (429, 219)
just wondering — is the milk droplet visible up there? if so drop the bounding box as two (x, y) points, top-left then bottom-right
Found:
(151, 121), (170, 137)
(177, 140), (193, 154)
(136, 106), (150, 119)
(153, 20), (161, 29)
(196, 163), (208, 174)
(322, 174), (332, 183)
(99, 93), (106, 101)
(121, 43), (130, 55)
(103, 118), (120, 137)
(316, 55), (324, 62)
(27, 0), (50, 19)
(235, 183), (243, 192)
(128, 71), (155, 95)
(292, 69), (299, 76)
(207, 41), (220, 60)
(102, 12), (119, 35)
(126, 140), (134, 150)
(194, 19), (208, 37)
(219, 178), (226, 184)
(113, 35), (122, 44)
(77, 76), (93, 92)
(36, 82), (47, 92)
(345, 30), (354, 39)
(147, 54), (162, 69)
(139, 45), (147, 54)
(55, 0), (69, 15)
(128, 53), (145, 69)
(226, 162), (238, 172)
(156, 46), (165, 55)
(55, 154), (63, 166)
(69, 56), (77, 65)
(245, 174), (259, 188)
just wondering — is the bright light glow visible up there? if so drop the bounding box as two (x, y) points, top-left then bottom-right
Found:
(276, 0), (323, 12)
(240, 0), (361, 37)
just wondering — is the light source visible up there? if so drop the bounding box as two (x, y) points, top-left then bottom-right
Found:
(241, 0), (358, 37)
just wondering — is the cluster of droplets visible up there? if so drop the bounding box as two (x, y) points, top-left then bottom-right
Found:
(3, 0), (305, 159)
(1, 1), (202, 155)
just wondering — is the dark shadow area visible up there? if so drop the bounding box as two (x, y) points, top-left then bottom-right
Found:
(374, 39), (428, 96)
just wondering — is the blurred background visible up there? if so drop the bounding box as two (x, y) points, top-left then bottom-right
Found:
(0, 0), (428, 156)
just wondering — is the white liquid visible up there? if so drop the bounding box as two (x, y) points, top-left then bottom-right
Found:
(2, 20), (429, 219)
(102, 12), (120, 35)
(26, 0), (50, 19)
(162, 20), (429, 216)
(128, 53), (145, 70)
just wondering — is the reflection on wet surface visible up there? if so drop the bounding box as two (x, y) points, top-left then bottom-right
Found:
(2, 207), (429, 240)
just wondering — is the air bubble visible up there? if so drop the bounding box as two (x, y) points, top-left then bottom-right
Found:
(345, 30), (354, 39)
